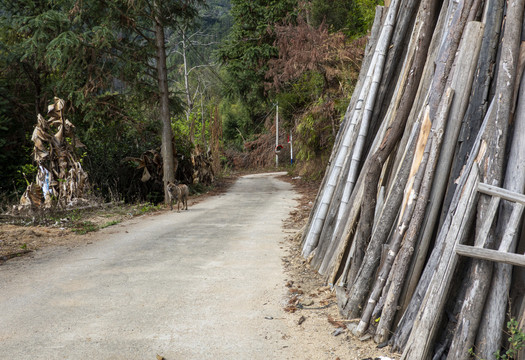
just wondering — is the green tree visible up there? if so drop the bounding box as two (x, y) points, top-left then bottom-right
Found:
(97, 0), (202, 202)
(217, 0), (297, 144)
(0, 0), (202, 203)
(309, 0), (381, 38)
(0, 0), (117, 198)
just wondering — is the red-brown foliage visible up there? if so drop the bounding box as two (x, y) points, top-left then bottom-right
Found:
(266, 17), (366, 91)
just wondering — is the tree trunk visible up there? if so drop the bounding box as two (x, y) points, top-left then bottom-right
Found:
(200, 94), (207, 149)
(181, 27), (195, 145)
(154, 5), (176, 203)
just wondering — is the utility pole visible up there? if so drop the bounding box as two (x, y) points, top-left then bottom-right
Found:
(275, 103), (279, 167)
(290, 130), (293, 165)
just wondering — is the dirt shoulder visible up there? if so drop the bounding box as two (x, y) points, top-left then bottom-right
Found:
(278, 175), (400, 360)
(0, 175), (237, 262)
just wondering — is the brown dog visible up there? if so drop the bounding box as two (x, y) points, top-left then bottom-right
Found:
(177, 184), (189, 211)
(166, 182), (181, 211)
(166, 182), (189, 212)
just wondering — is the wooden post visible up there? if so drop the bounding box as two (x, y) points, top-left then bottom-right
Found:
(290, 131), (293, 165)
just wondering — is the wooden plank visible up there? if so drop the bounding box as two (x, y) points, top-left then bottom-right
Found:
(477, 182), (525, 205)
(473, 194), (500, 246)
(455, 244), (525, 267)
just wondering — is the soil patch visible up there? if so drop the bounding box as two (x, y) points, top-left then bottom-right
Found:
(279, 174), (400, 359)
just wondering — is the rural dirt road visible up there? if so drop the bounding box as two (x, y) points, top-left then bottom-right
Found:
(0, 172), (304, 359)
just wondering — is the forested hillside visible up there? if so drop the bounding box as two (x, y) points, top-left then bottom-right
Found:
(0, 0), (377, 209)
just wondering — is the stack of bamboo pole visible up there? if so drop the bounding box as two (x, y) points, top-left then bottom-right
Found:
(300, 0), (525, 358)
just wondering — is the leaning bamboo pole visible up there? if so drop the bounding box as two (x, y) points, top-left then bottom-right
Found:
(302, 0), (401, 260)
(305, 8), (386, 270)
(301, 53), (377, 257)
(338, 0), (441, 317)
(299, 6), (384, 250)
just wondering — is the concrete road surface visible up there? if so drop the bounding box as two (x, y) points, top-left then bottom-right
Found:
(0, 172), (299, 359)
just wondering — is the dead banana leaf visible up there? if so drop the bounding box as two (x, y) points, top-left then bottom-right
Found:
(141, 167), (151, 182)
(18, 97), (91, 211)
(19, 183), (43, 208)
(54, 97), (65, 111)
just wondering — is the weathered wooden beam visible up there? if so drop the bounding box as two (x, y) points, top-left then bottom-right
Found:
(391, 99), (490, 352)
(448, 0), (525, 356)
(477, 183), (525, 205)
(400, 165), (480, 360)
(401, 21), (484, 315)
(455, 244), (525, 267)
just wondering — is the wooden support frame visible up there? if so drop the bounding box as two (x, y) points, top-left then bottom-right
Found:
(402, 170), (525, 359)
(455, 244), (525, 267)
(455, 183), (525, 267)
